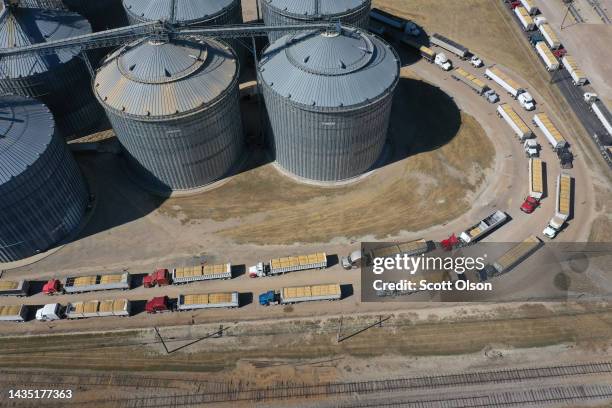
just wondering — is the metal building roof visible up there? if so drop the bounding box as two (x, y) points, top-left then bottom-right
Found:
(94, 37), (238, 118)
(0, 6), (91, 78)
(259, 27), (399, 108)
(0, 95), (55, 185)
(264, 0), (368, 18)
(123, 0), (237, 23)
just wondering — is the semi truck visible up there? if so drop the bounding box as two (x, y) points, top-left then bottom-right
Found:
(478, 236), (543, 281)
(562, 56), (587, 86)
(485, 67), (535, 110)
(172, 263), (232, 284)
(400, 37), (435, 62)
(532, 113), (568, 151)
(43, 272), (131, 295)
(434, 53), (452, 71)
(514, 6), (535, 31)
(66, 299), (131, 319)
(0, 305), (27, 322)
(497, 104), (533, 140)
(370, 8), (420, 35)
(538, 23), (561, 49)
(249, 252), (327, 278)
(341, 250), (363, 270)
(451, 67), (489, 94)
(430, 33), (469, 59)
(177, 292), (239, 311)
(259, 284), (342, 306)
(520, 0), (538, 15)
(459, 211), (509, 245)
(543, 173), (572, 239)
(584, 93), (612, 136)
(529, 158), (545, 200)
(535, 42), (559, 71)
(0, 280), (29, 297)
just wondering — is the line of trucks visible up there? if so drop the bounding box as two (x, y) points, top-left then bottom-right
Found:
(3, 283), (344, 322)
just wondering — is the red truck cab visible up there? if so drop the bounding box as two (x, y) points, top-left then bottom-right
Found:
(146, 296), (170, 313)
(42, 279), (62, 295)
(143, 269), (171, 288)
(520, 196), (540, 214)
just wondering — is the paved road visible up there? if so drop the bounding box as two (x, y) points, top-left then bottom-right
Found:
(504, 0), (612, 168)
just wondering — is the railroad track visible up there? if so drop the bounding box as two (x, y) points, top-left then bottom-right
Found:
(331, 384), (612, 408)
(33, 361), (612, 407)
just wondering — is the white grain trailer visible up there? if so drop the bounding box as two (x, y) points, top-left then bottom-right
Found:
(562, 56), (587, 86)
(0, 305), (27, 322)
(497, 104), (533, 140)
(533, 113), (568, 150)
(485, 67), (523, 97)
(591, 100), (612, 136)
(249, 252), (327, 277)
(177, 292), (239, 311)
(538, 23), (561, 49)
(520, 0), (538, 15)
(280, 284), (342, 304)
(514, 6), (535, 31)
(459, 211), (509, 244)
(172, 263), (232, 284)
(451, 67), (489, 94)
(535, 42), (559, 71)
(480, 236), (543, 280)
(66, 299), (131, 319)
(0, 280), (29, 297)
(529, 158), (545, 200)
(430, 33), (469, 59)
(63, 272), (131, 294)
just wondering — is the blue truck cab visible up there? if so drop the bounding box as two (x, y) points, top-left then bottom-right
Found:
(259, 291), (278, 306)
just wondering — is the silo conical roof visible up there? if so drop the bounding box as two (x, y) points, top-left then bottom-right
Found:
(0, 6), (91, 78)
(264, 0), (369, 18)
(123, 0), (238, 24)
(94, 37), (238, 118)
(259, 27), (399, 108)
(0, 95), (55, 185)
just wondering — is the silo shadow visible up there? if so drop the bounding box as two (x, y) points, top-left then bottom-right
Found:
(373, 76), (462, 169)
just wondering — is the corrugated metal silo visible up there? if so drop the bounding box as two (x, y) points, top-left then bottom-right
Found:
(258, 26), (400, 182)
(93, 36), (244, 195)
(262, 0), (371, 42)
(122, 0), (245, 64)
(0, 4), (104, 139)
(0, 95), (88, 263)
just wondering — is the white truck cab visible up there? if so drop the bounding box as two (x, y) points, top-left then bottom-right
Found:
(583, 92), (598, 103)
(518, 91), (535, 110)
(524, 139), (540, 157)
(36, 303), (63, 321)
(543, 217), (565, 239)
(341, 250), (362, 270)
(435, 53), (452, 71)
(470, 55), (483, 67)
(248, 262), (267, 278)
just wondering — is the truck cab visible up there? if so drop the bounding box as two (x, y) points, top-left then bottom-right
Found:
(341, 250), (362, 270)
(518, 91), (535, 110)
(36, 303), (63, 321)
(524, 139), (540, 157)
(145, 296), (171, 313)
(583, 92), (598, 103)
(258, 291), (280, 306)
(42, 279), (62, 295)
(520, 196), (540, 214)
(470, 55), (483, 67)
(143, 269), (171, 288)
(249, 262), (269, 278)
(543, 217), (565, 239)
(484, 89), (499, 103)
(434, 53), (452, 71)
(404, 21), (420, 37)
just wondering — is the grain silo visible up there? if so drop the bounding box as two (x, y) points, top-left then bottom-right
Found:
(94, 36), (244, 195)
(258, 26), (400, 182)
(0, 95), (88, 263)
(262, 0), (371, 42)
(122, 0), (245, 65)
(0, 4), (104, 139)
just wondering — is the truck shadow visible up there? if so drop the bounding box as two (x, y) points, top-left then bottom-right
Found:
(131, 300), (149, 316)
(326, 254), (339, 268)
(340, 284), (354, 300)
(239, 292), (253, 307)
(232, 264), (246, 278)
